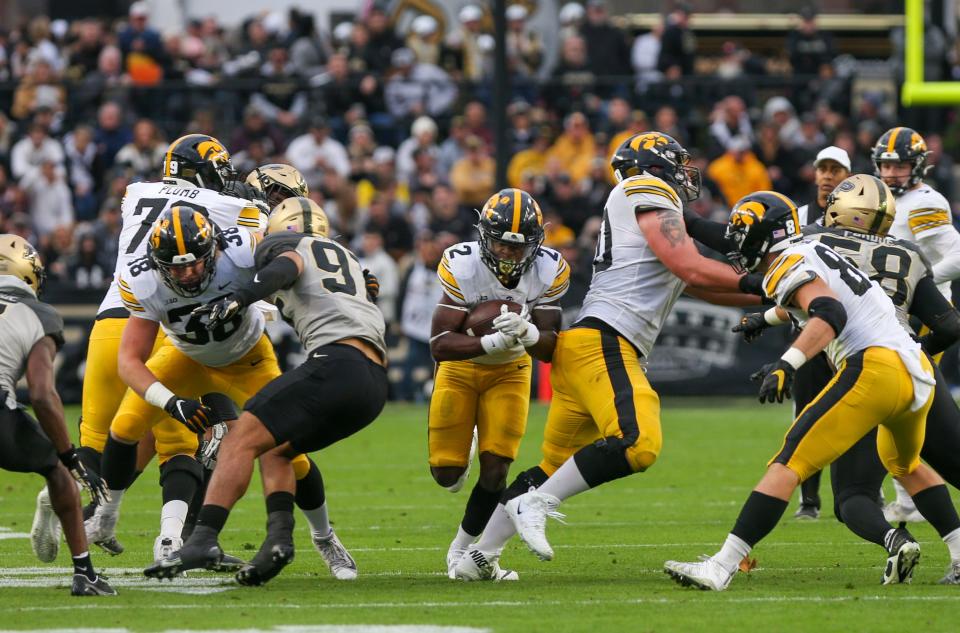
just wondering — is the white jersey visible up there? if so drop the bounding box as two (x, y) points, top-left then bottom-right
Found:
(117, 228), (265, 367)
(0, 279), (63, 410)
(437, 241), (569, 364)
(577, 173), (686, 356)
(98, 178), (267, 316)
(888, 183), (956, 299)
(763, 240), (933, 409)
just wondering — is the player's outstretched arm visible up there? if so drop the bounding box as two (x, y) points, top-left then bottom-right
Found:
(429, 294), (516, 361)
(638, 207), (744, 292)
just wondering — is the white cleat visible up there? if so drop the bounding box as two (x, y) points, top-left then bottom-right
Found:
(84, 509), (123, 556)
(664, 556), (735, 591)
(31, 487), (61, 563)
(446, 428), (478, 493)
(447, 542), (468, 579)
(312, 529), (358, 580)
(939, 560), (960, 585)
(153, 535), (183, 564)
(882, 502), (925, 524)
(453, 548), (519, 581)
(504, 491), (565, 561)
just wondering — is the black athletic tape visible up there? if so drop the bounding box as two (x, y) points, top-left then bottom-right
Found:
(807, 296), (847, 335)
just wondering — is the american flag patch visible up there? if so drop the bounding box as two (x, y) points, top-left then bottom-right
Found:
(772, 229), (786, 239)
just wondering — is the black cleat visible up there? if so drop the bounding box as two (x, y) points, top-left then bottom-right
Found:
(144, 539), (229, 579)
(211, 552), (246, 573)
(793, 504), (820, 520)
(235, 535), (295, 586)
(71, 574), (117, 596)
(882, 526), (921, 585)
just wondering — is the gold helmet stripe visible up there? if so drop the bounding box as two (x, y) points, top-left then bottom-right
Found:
(511, 189), (521, 234)
(172, 207), (187, 256)
(165, 134), (194, 178)
(870, 177), (888, 234)
(768, 191), (800, 232)
(887, 127), (902, 154)
(298, 197), (314, 235)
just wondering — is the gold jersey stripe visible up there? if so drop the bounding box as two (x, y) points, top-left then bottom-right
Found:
(439, 279), (465, 301)
(908, 208), (951, 234)
(437, 261), (461, 290)
(763, 253), (805, 298)
(623, 184), (680, 207)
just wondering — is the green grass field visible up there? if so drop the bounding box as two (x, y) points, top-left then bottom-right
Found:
(1, 400), (959, 632)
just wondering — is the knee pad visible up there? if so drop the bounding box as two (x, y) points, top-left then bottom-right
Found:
(501, 466), (548, 503)
(625, 446), (658, 472)
(292, 454), (312, 480)
(201, 392), (238, 422)
(159, 454), (204, 487)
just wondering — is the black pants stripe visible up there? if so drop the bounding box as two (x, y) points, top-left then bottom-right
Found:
(599, 331), (639, 446)
(793, 352), (834, 507)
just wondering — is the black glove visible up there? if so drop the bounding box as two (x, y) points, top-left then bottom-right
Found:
(738, 273), (765, 297)
(192, 295), (242, 331)
(164, 396), (218, 433)
(751, 360), (796, 404)
(363, 269), (380, 301)
(733, 312), (770, 343)
(59, 447), (110, 505)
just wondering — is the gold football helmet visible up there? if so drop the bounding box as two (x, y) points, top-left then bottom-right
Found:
(245, 164), (309, 208)
(266, 197), (330, 238)
(0, 234), (46, 294)
(824, 174), (896, 237)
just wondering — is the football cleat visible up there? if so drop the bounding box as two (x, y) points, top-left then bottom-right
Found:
(446, 428), (478, 494)
(447, 542), (468, 580)
(312, 530), (357, 580)
(664, 556), (734, 591)
(71, 573), (117, 596)
(236, 534), (295, 586)
(144, 539), (229, 579)
(505, 491), (565, 561)
(453, 548), (519, 581)
(882, 501), (925, 524)
(938, 560), (960, 585)
(793, 504), (820, 521)
(31, 486), (61, 563)
(153, 535), (185, 577)
(84, 509), (124, 556)
(882, 528), (921, 585)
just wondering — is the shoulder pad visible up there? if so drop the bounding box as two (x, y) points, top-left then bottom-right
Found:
(619, 175), (682, 211)
(537, 248), (570, 301)
(221, 228), (257, 270)
(19, 298), (64, 349)
(762, 245), (814, 303)
(438, 242), (478, 304)
(117, 268), (154, 314)
(255, 232), (304, 270)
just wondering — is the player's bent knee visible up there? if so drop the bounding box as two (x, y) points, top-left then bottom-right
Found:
(539, 443), (574, 477)
(159, 454), (204, 486)
(625, 447), (658, 473)
(431, 465), (466, 488)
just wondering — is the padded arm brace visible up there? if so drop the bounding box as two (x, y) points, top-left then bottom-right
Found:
(807, 296), (847, 337)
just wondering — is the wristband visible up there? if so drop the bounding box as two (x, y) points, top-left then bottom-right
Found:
(764, 307), (788, 326)
(144, 381), (176, 409)
(57, 446), (78, 464)
(780, 347), (807, 370)
(481, 332), (507, 354)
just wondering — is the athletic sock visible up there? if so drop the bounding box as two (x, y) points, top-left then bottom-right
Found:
(460, 483), (502, 536)
(911, 485), (960, 537)
(101, 489), (124, 516)
(160, 500), (189, 539)
(450, 525), (475, 551)
(799, 470), (822, 509)
(714, 533), (751, 575)
(196, 504), (230, 535)
(101, 436), (138, 491)
(294, 459), (326, 511)
(538, 458), (591, 501)
(302, 502), (331, 537)
(474, 504), (517, 553)
(731, 490), (789, 547)
(838, 495), (891, 547)
(943, 527), (960, 560)
(72, 552), (97, 581)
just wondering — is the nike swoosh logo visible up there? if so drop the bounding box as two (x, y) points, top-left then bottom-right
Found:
(517, 364), (529, 370)
(250, 359), (265, 366)
(516, 501), (524, 515)
(218, 283), (230, 290)
(254, 273), (261, 283)
(312, 353), (328, 359)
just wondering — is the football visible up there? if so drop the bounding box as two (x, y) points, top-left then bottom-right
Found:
(461, 300), (524, 337)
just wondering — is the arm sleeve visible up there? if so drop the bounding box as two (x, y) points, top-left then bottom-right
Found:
(683, 208), (734, 254)
(924, 228), (960, 283)
(911, 274), (960, 355)
(254, 232), (305, 269)
(232, 255), (301, 307)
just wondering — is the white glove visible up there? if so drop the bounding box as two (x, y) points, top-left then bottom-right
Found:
(480, 329), (520, 355)
(199, 422), (228, 469)
(493, 305), (540, 347)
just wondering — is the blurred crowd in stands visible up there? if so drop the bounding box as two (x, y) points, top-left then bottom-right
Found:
(0, 0), (958, 396)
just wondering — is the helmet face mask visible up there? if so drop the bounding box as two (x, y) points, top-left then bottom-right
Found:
(477, 189), (544, 286)
(246, 164), (309, 208)
(725, 191), (802, 274)
(164, 134), (237, 192)
(148, 208), (219, 297)
(610, 132), (701, 202)
(0, 234), (46, 295)
(824, 174), (895, 237)
(872, 127), (931, 196)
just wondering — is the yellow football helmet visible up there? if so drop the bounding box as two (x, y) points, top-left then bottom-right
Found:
(0, 234), (46, 294)
(824, 174), (896, 237)
(266, 197), (330, 238)
(245, 164), (309, 208)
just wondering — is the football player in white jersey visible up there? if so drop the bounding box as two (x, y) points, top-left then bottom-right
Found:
(873, 126), (960, 522)
(456, 132), (753, 580)
(430, 188), (568, 580)
(0, 236), (115, 596)
(664, 193), (960, 591)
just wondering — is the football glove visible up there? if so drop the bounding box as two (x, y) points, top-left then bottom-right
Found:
(58, 447), (110, 505)
(493, 305), (540, 347)
(751, 360), (796, 404)
(199, 422), (228, 470)
(363, 269), (380, 301)
(164, 396), (218, 434)
(193, 295), (242, 331)
(733, 312), (769, 343)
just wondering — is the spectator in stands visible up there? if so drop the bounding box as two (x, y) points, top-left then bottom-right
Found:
(287, 9), (329, 77)
(546, 112), (595, 185)
(632, 22), (663, 94)
(407, 147), (441, 193)
(250, 46), (307, 131)
(926, 133), (955, 202)
(450, 135), (495, 208)
(790, 112), (827, 163)
(543, 172), (591, 234)
(508, 124), (552, 189)
(362, 2), (405, 73)
(505, 4), (543, 78)
(761, 96), (801, 150)
(229, 105), (287, 156)
(581, 0), (631, 89)
(754, 122), (801, 199)
(559, 2), (586, 41)
(406, 15), (442, 66)
(450, 4), (486, 82)
(384, 47), (458, 122)
(427, 183), (476, 241)
(66, 19), (105, 80)
(76, 45), (130, 121)
(119, 1), (165, 85)
(608, 109), (649, 160)
(359, 229), (399, 325)
(93, 203), (121, 271)
(658, 4), (695, 77)
(0, 111), (15, 164)
(356, 146), (409, 210)
(93, 101), (132, 172)
(346, 122), (377, 176)
(11, 58), (66, 124)
(11, 121), (64, 182)
(799, 146), (850, 225)
(548, 35), (597, 115)
(787, 6), (835, 79)
(654, 105), (685, 145)
(62, 124), (98, 221)
(22, 159), (73, 237)
(0, 165), (25, 221)
(437, 115), (469, 178)
(397, 116), (438, 185)
(39, 225), (73, 281)
(285, 116), (350, 189)
(66, 230), (109, 289)
(706, 136), (772, 207)
(708, 96), (753, 158)
(114, 119), (165, 182)
(583, 155), (614, 210)
(363, 191), (414, 261)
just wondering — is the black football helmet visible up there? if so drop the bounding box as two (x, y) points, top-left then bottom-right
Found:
(162, 134), (237, 192)
(477, 188), (545, 286)
(610, 132), (701, 202)
(147, 207), (219, 297)
(725, 191), (802, 273)
(872, 126), (932, 196)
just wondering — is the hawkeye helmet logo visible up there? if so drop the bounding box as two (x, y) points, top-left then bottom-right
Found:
(729, 200), (767, 227)
(909, 132), (927, 154)
(629, 133), (669, 152)
(197, 140), (230, 166)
